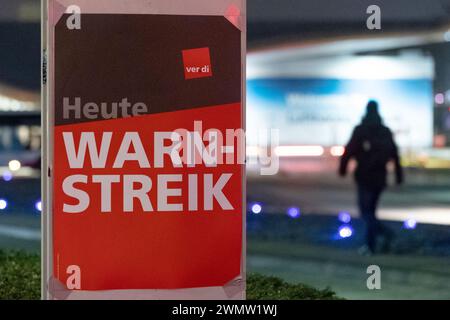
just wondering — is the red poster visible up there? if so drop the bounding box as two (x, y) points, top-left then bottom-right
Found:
(43, 0), (245, 299)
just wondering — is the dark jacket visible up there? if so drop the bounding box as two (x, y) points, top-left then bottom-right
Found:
(339, 118), (403, 189)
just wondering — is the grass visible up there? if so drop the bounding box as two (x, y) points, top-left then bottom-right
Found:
(247, 273), (340, 300)
(0, 251), (40, 300)
(0, 250), (339, 300)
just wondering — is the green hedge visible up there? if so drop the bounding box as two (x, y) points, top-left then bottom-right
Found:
(247, 273), (339, 300)
(0, 251), (40, 300)
(0, 251), (339, 300)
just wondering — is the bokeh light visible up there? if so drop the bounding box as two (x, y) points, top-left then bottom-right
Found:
(287, 207), (301, 219)
(338, 212), (352, 224)
(251, 203), (262, 214)
(330, 146), (345, 157)
(435, 93), (445, 105)
(8, 160), (21, 172)
(0, 199), (8, 210)
(338, 225), (353, 238)
(35, 200), (42, 212)
(2, 171), (13, 182)
(404, 219), (417, 230)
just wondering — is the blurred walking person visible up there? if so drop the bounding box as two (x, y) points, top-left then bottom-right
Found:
(339, 100), (403, 255)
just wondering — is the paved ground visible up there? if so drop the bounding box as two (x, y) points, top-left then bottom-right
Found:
(0, 213), (40, 252)
(248, 159), (450, 225)
(247, 240), (450, 300)
(0, 177), (41, 252)
(251, 161), (450, 299)
(245, 160), (450, 299)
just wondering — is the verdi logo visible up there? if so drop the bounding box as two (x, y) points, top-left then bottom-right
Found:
(182, 47), (213, 80)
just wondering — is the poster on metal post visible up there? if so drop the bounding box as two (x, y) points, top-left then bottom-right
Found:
(42, 0), (246, 300)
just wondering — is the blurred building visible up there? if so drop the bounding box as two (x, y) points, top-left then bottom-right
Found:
(246, 0), (450, 168)
(0, 0), (40, 168)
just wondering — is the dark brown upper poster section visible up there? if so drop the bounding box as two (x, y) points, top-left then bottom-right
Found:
(55, 14), (241, 126)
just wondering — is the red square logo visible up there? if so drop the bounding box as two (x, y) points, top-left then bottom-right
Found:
(182, 47), (213, 80)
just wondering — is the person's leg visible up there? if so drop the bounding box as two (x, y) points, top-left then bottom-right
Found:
(367, 188), (381, 250)
(372, 187), (393, 250)
(358, 185), (377, 252)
